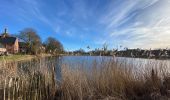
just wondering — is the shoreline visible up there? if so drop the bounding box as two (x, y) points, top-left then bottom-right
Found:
(1, 54), (170, 63)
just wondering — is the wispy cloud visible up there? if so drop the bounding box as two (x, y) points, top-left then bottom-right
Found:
(98, 0), (170, 49)
(1, 0), (170, 50)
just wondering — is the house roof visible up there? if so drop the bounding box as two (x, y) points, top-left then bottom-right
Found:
(0, 36), (17, 45)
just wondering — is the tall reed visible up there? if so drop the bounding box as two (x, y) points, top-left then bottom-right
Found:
(1, 56), (170, 100)
(57, 57), (170, 100)
(0, 57), (57, 100)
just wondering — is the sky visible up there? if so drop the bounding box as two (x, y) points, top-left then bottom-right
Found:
(0, 0), (170, 51)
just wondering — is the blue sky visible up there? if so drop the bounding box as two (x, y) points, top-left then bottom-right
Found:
(0, 0), (170, 51)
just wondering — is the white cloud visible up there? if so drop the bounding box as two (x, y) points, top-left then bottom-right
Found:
(101, 0), (160, 29)
(101, 0), (170, 49)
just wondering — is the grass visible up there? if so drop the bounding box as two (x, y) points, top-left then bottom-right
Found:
(0, 53), (53, 62)
(0, 56), (170, 100)
(0, 54), (35, 62)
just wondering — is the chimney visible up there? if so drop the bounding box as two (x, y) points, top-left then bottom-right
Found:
(2, 28), (8, 38)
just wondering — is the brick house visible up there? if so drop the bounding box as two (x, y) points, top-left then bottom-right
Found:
(0, 28), (19, 54)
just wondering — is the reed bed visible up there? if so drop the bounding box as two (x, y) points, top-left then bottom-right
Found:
(0, 57), (57, 100)
(0, 56), (170, 100)
(58, 57), (170, 100)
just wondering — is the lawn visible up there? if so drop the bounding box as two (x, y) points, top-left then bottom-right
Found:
(0, 54), (35, 62)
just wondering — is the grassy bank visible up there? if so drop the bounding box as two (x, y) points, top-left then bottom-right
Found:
(0, 55), (35, 62)
(0, 54), (53, 62)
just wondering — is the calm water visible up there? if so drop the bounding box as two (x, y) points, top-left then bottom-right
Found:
(60, 56), (170, 68)
(11, 56), (170, 69)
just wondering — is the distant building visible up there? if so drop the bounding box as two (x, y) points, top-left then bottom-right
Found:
(0, 28), (19, 54)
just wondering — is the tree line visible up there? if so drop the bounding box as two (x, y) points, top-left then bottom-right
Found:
(116, 48), (170, 59)
(68, 45), (170, 59)
(17, 28), (64, 55)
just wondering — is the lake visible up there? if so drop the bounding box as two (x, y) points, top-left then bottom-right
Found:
(1, 56), (170, 81)
(60, 56), (170, 69)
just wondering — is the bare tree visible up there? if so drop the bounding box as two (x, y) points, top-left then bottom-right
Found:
(45, 37), (64, 54)
(18, 28), (42, 54)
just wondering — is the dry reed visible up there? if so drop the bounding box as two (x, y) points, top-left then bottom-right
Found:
(0, 57), (57, 100)
(0, 57), (170, 100)
(57, 57), (170, 100)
